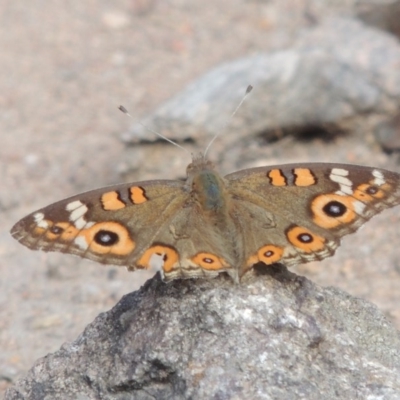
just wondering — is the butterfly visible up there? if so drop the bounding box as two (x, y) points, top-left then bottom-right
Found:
(10, 153), (400, 282)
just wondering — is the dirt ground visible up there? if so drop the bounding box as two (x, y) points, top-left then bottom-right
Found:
(2, 0), (400, 396)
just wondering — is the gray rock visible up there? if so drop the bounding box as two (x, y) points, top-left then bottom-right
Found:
(6, 268), (400, 400)
(121, 18), (400, 149)
(356, 0), (400, 36)
(374, 113), (400, 152)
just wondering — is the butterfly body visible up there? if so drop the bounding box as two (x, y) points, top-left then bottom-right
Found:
(11, 154), (400, 282)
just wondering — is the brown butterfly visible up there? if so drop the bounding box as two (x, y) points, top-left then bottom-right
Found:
(11, 154), (400, 282)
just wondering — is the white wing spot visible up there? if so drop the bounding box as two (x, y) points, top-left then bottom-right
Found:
(68, 203), (89, 229)
(34, 212), (49, 228)
(69, 204), (88, 222)
(331, 168), (348, 176)
(74, 217), (88, 230)
(354, 200), (366, 215)
(372, 170), (385, 186)
(74, 236), (89, 250)
(331, 175), (352, 187)
(330, 169), (353, 195)
(335, 188), (353, 196)
(34, 212), (44, 222)
(66, 200), (84, 211)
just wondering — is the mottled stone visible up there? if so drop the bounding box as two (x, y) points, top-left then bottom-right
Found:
(6, 268), (400, 399)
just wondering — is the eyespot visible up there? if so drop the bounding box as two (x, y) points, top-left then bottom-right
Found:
(353, 183), (390, 202)
(322, 201), (347, 217)
(366, 186), (378, 195)
(76, 222), (135, 255)
(297, 232), (313, 243)
(94, 230), (119, 246)
(311, 194), (357, 229)
(45, 223), (73, 241)
(191, 253), (227, 270)
(258, 245), (284, 264)
(50, 225), (64, 235)
(286, 226), (325, 252)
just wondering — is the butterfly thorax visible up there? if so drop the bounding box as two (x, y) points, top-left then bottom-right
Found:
(186, 156), (227, 211)
(191, 170), (227, 211)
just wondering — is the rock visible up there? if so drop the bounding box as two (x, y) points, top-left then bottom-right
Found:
(356, 0), (400, 37)
(6, 268), (400, 399)
(121, 18), (400, 151)
(374, 113), (400, 152)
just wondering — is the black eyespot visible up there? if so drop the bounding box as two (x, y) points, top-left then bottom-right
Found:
(94, 230), (119, 246)
(366, 186), (378, 195)
(264, 250), (274, 257)
(203, 258), (214, 264)
(322, 200), (347, 217)
(298, 233), (313, 243)
(50, 226), (64, 235)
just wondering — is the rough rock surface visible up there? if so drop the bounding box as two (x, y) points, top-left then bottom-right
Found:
(6, 268), (400, 400)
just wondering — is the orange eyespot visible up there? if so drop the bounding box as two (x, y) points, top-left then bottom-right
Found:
(311, 194), (356, 229)
(353, 183), (390, 202)
(79, 222), (135, 255)
(246, 245), (284, 269)
(47, 222), (78, 241)
(258, 245), (284, 264)
(286, 226), (325, 253)
(191, 253), (228, 271)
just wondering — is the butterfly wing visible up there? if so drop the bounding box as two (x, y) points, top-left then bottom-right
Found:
(12, 161), (400, 282)
(225, 163), (400, 276)
(11, 178), (235, 280)
(11, 179), (184, 264)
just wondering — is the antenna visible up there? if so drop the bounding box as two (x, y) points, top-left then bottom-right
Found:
(118, 105), (190, 155)
(203, 84), (253, 157)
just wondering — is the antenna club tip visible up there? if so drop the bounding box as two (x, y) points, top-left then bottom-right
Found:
(246, 85), (253, 94)
(119, 105), (128, 113)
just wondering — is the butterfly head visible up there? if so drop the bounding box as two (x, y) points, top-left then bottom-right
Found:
(186, 153), (216, 179)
